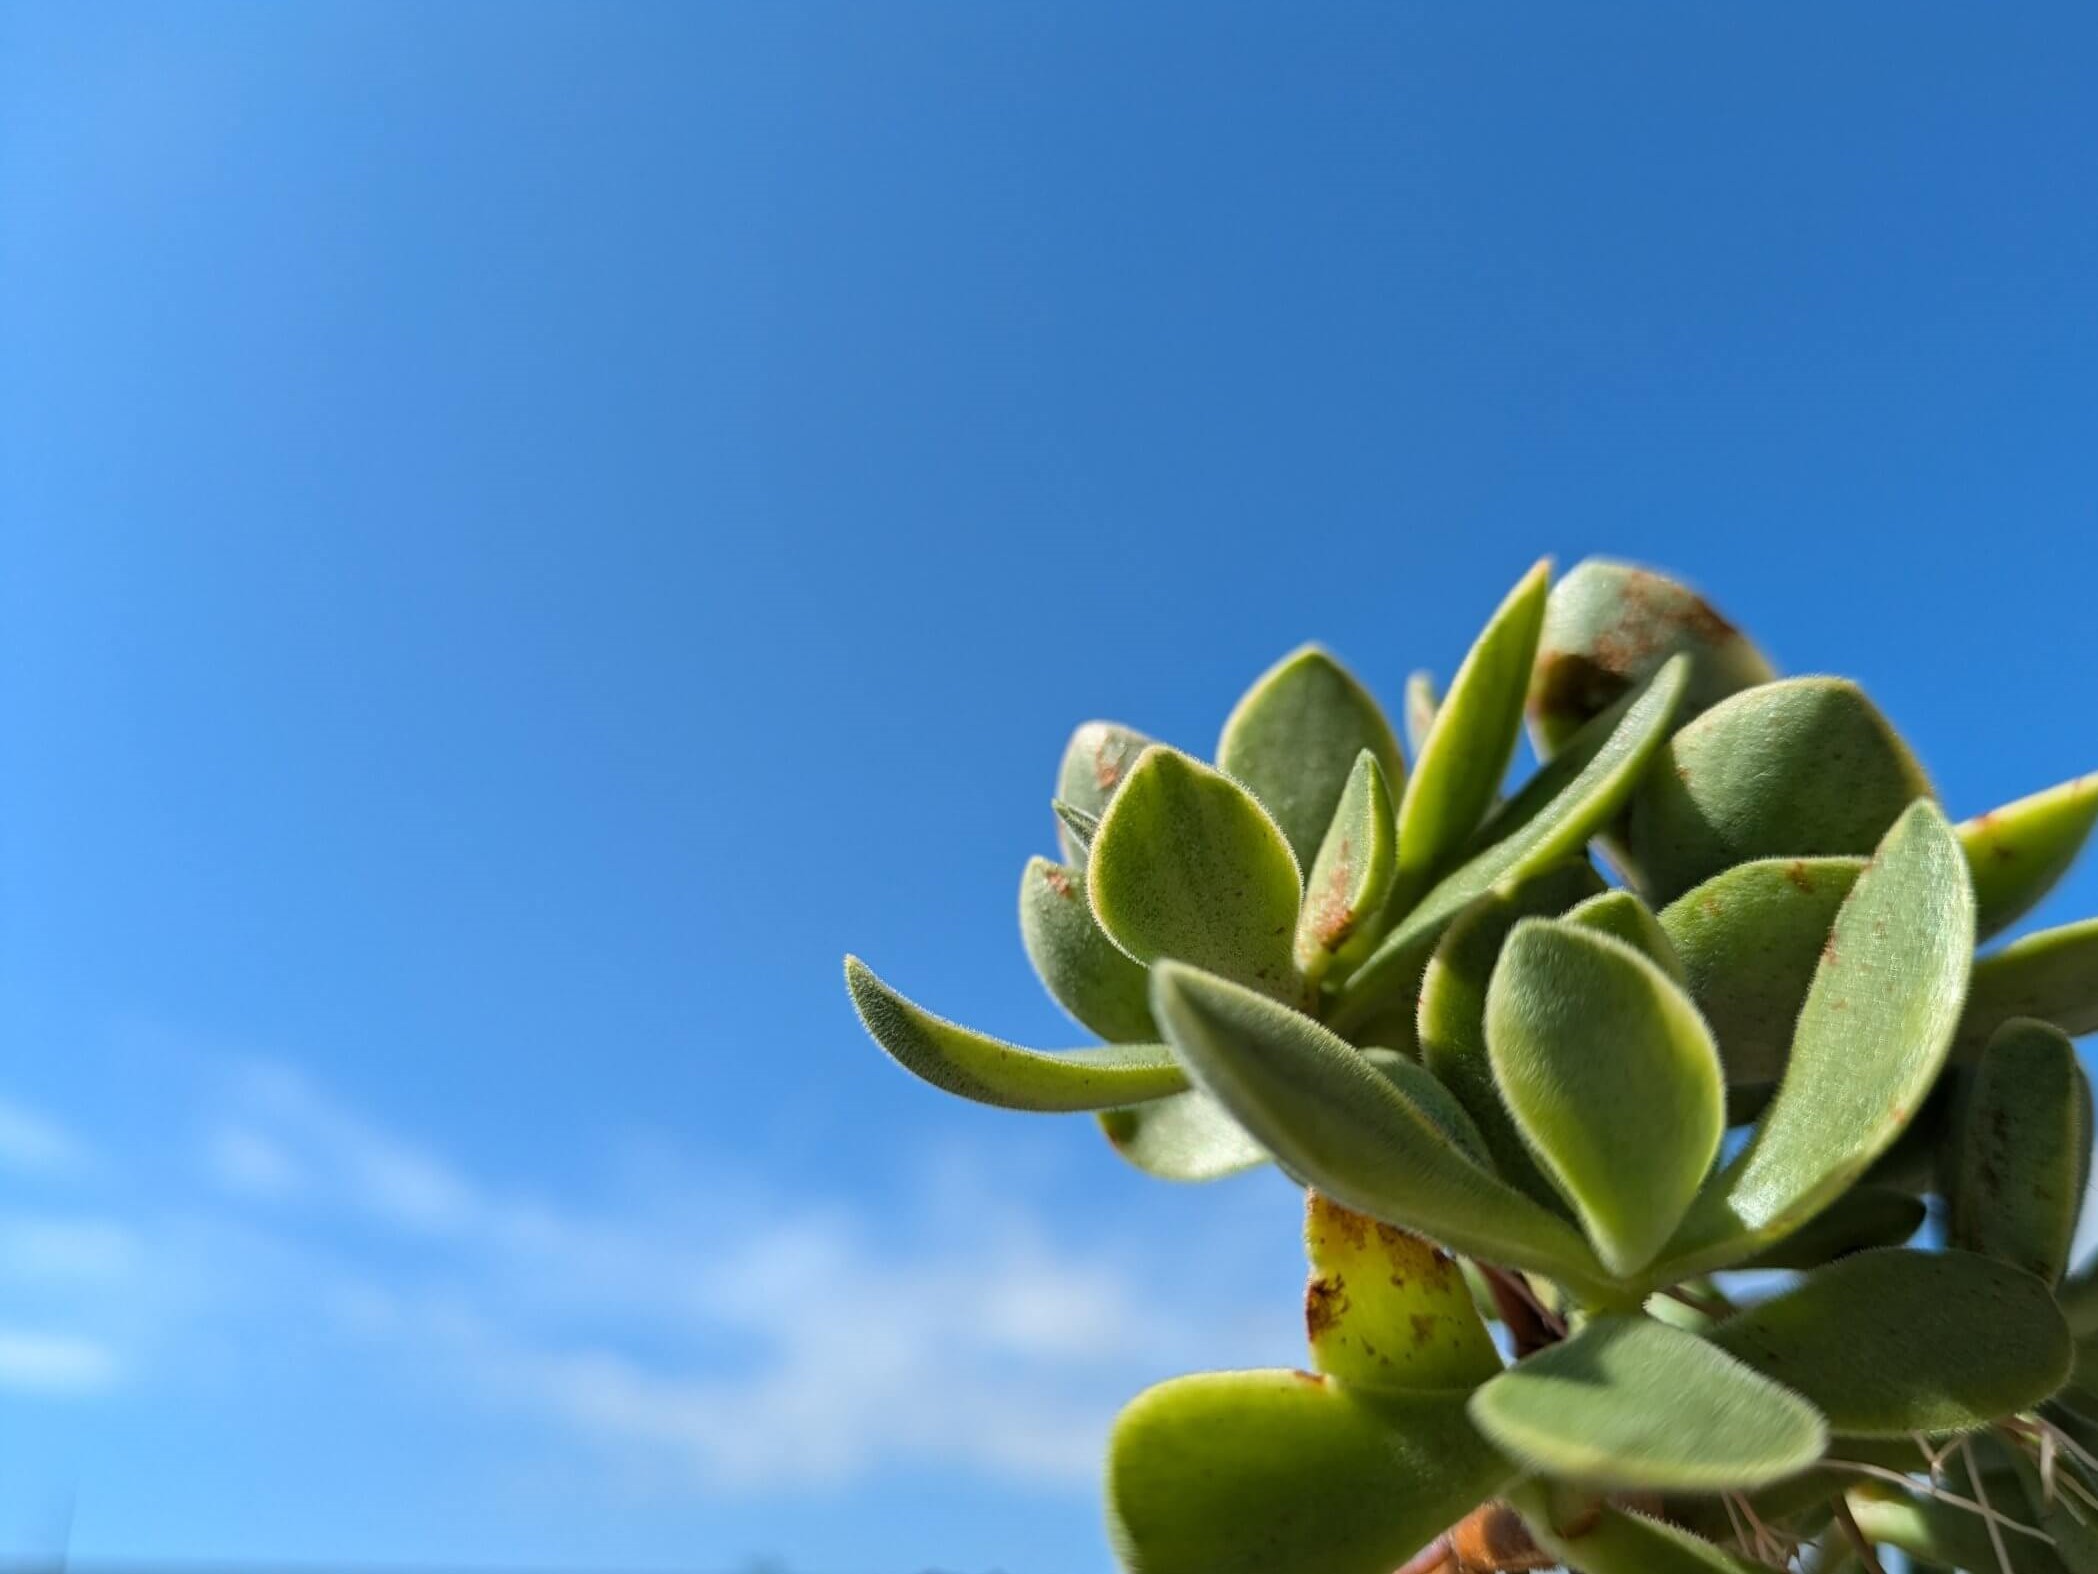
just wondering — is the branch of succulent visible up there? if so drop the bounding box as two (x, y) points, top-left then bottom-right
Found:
(845, 557), (2098, 1574)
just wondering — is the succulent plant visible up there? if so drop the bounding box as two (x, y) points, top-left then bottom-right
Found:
(846, 557), (2098, 1574)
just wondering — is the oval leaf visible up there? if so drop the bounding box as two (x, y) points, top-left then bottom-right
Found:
(1486, 921), (1723, 1276)
(1334, 656), (1688, 1037)
(1665, 801), (1976, 1275)
(1626, 678), (1935, 904)
(1953, 1018), (2092, 1284)
(1468, 1314), (1827, 1491)
(1962, 773), (2098, 940)
(1416, 863), (1608, 1213)
(1107, 1372), (1515, 1574)
(1018, 857), (1158, 1043)
(1563, 888), (1687, 983)
(1659, 857), (1865, 1087)
(845, 957), (1185, 1111)
(1304, 1192), (1502, 1391)
(1396, 560), (1550, 888)
(1149, 960), (1606, 1291)
(1089, 746), (1303, 1002)
(1295, 751), (1398, 983)
(1098, 1091), (1267, 1182)
(1216, 645), (1406, 868)
(1958, 916), (2098, 1057)
(1710, 1248), (2074, 1436)
(1527, 558), (1775, 758)
(1056, 721), (1153, 862)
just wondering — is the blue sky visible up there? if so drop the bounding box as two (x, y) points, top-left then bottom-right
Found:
(2, 3), (2096, 1570)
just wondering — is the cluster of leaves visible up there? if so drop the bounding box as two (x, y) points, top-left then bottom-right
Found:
(846, 558), (2098, 1574)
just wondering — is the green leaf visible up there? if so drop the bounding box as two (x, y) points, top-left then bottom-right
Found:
(1056, 721), (1153, 863)
(1361, 1047), (1493, 1165)
(1563, 888), (1687, 983)
(1846, 1486), (2070, 1574)
(1333, 656), (1689, 1036)
(1626, 678), (1936, 904)
(1732, 1185), (1927, 1271)
(1149, 960), (1607, 1290)
(1018, 857), (1159, 1043)
(1403, 669), (1439, 760)
(1710, 1247), (2073, 1436)
(1486, 920), (1723, 1276)
(1958, 917), (2098, 1057)
(1527, 558), (1776, 758)
(1963, 773), (2098, 940)
(1107, 1371), (1516, 1574)
(1416, 862), (1610, 1214)
(1659, 857), (1866, 1087)
(1089, 746), (1304, 1002)
(1098, 1091), (1267, 1182)
(1662, 801), (1976, 1275)
(844, 957), (1186, 1111)
(1295, 751), (1398, 984)
(1396, 560), (1551, 889)
(1952, 1018), (2092, 1284)
(1519, 1501), (1770, 1574)
(1051, 799), (1099, 854)
(1304, 1192), (1502, 1391)
(1467, 1314), (1827, 1491)
(1216, 645), (1406, 869)
(2008, 1445), (2098, 1574)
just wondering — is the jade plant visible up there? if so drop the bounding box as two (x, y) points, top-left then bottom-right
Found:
(846, 558), (2098, 1573)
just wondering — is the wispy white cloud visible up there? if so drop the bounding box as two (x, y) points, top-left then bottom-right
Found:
(0, 1058), (1293, 1495)
(0, 1329), (122, 1394)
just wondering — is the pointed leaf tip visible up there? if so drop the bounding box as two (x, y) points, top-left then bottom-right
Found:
(844, 957), (1186, 1111)
(1088, 746), (1304, 1002)
(1486, 919), (1722, 1276)
(1961, 772), (2098, 939)
(1295, 750), (1398, 982)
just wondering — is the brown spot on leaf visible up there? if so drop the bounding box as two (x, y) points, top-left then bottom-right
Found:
(1041, 866), (1075, 899)
(1409, 1312), (1440, 1348)
(1305, 1275), (1348, 1342)
(1784, 860), (1816, 894)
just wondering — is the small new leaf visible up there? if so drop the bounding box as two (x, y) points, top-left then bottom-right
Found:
(1295, 750), (1398, 983)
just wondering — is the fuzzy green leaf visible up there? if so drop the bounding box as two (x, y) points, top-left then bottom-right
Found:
(1659, 857), (1865, 1087)
(1710, 1248), (2073, 1436)
(1664, 802), (1975, 1275)
(1626, 678), (1936, 905)
(1051, 799), (1099, 854)
(1958, 917), (2098, 1057)
(1486, 921), (1723, 1276)
(1216, 645), (1405, 868)
(1107, 1372), (1515, 1574)
(845, 958), (1186, 1111)
(1150, 960), (1606, 1289)
(1018, 857), (1158, 1043)
(1952, 1018), (2092, 1284)
(1333, 656), (1688, 1037)
(1733, 1185), (1927, 1271)
(1403, 669), (1439, 760)
(1089, 747), (1303, 1002)
(1468, 1314), (1827, 1491)
(1563, 888), (1687, 983)
(1362, 1047), (1493, 1165)
(1396, 560), (1550, 889)
(1962, 773), (2098, 940)
(1098, 1091), (1267, 1182)
(1295, 751), (1398, 982)
(1056, 721), (1153, 862)
(1846, 1486), (2071, 1574)
(1304, 1192), (1502, 1391)
(1521, 1502), (1769, 1574)
(1416, 863), (1609, 1213)
(1527, 558), (1776, 758)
